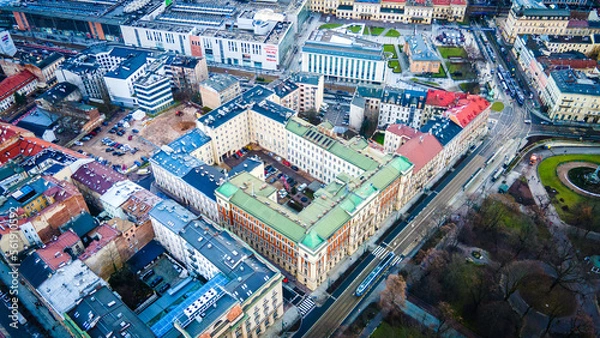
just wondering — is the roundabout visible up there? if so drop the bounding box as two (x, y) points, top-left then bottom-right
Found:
(557, 162), (600, 198)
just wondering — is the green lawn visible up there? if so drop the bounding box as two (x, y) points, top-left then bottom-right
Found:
(388, 60), (401, 73)
(347, 25), (362, 33)
(447, 62), (477, 80)
(385, 29), (401, 37)
(538, 154), (600, 221)
(383, 44), (398, 59)
(372, 132), (385, 145)
(438, 46), (467, 59)
(491, 102), (505, 112)
(432, 66), (446, 78)
(371, 321), (429, 338)
(459, 82), (480, 94)
(369, 26), (385, 36)
(319, 23), (343, 30)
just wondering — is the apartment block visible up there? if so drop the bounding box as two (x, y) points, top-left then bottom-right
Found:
(199, 74), (241, 110)
(149, 199), (284, 337)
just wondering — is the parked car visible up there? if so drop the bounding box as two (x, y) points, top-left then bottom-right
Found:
(128, 135), (133, 141)
(149, 276), (164, 287)
(141, 269), (154, 281)
(109, 129), (117, 134)
(105, 148), (114, 152)
(158, 283), (171, 294)
(141, 156), (149, 162)
(132, 129), (139, 133)
(291, 165), (299, 171)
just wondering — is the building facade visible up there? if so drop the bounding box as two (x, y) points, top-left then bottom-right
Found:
(199, 74), (241, 110)
(301, 30), (386, 83)
(134, 73), (174, 114)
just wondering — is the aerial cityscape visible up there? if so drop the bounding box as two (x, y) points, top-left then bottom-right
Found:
(0, 0), (599, 336)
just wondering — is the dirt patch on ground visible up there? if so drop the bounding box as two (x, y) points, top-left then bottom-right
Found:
(141, 104), (199, 146)
(509, 179), (535, 206)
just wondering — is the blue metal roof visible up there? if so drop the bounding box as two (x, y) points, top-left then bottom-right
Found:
(127, 240), (166, 273)
(181, 165), (227, 202)
(150, 129), (210, 177)
(20, 252), (54, 288)
(197, 85), (279, 129)
(551, 69), (600, 96)
(230, 158), (262, 177)
(104, 53), (148, 80)
(420, 117), (462, 146)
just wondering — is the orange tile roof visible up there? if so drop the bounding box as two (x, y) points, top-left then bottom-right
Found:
(446, 95), (490, 128)
(36, 230), (81, 270)
(0, 71), (37, 102)
(396, 133), (443, 173)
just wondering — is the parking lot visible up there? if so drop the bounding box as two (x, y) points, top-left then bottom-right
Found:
(139, 256), (185, 296)
(321, 91), (352, 127)
(223, 147), (318, 209)
(72, 103), (200, 174)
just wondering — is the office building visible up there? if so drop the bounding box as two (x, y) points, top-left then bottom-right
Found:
(302, 30), (386, 83)
(134, 73), (174, 114)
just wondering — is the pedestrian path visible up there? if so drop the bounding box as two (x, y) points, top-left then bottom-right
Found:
(297, 297), (316, 316)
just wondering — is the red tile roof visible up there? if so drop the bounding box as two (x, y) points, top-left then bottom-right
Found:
(0, 71), (37, 102)
(548, 58), (597, 70)
(0, 123), (34, 143)
(426, 89), (468, 108)
(386, 124), (419, 139)
(396, 133), (443, 173)
(79, 224), (120, 261)
(0, 123), (85, 165)
(446, 95), (490, 128)
(72, 161), (126, 195)
(433, 0), (450, 5)
(36, 230), (81, 270)
(567, 20), (588, 28)
(382, 0), (407, 2)
(43, 176), (81, 203)
(451, 0), (466, 4)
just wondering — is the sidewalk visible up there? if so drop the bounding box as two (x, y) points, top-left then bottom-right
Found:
(263, 205), (421, 337)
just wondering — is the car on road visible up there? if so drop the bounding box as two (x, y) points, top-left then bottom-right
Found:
(540, 121), (551, 125)
(291, 165), (299, 171)
(524, 119), (531, 124)
(141, 269), (154, 281)
(282, 159), (291, 167)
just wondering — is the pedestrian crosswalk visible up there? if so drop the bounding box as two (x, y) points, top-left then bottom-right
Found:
(371, 245), (390, 258)
(371, 246), (404, 266)
(297, 297), (316, 316)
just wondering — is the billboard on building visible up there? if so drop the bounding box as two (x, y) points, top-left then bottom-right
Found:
(0, 31), (17, 57)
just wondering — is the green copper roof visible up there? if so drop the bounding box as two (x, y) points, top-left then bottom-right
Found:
(229, 190), (306, 242)
(217, 182), (239, 198)
(301, 230), (325, 249)
(319, 120), (334, 130)
(329, 143), (379, 171)
(312, 205), (351, 240)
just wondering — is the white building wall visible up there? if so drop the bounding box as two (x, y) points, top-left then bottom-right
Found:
(121, 25), (193, 56)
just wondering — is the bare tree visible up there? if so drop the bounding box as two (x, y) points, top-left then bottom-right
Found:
(500, 261), (542, 301)
(434, 301), (460, 338)
(541, 301), (566, 337)
(379, 274), (407, 317)
(566, 309), (595, 338)
(546, 244), (584, 292)
(571, 203), (600, 238)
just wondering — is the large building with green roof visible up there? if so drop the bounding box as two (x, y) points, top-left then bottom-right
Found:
(215, 153), (412, 290)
